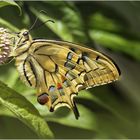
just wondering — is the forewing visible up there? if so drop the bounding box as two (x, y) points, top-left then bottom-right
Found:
(34, 39), (120, 85)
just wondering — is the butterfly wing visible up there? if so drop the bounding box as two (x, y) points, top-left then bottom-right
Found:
(18, 39), (120, 119)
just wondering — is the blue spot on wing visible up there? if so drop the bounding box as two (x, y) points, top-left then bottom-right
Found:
(64, 61), (75, 70)
(67, 52), (73, 60)
(59, 88), (65, 96)
(65, 71), (76, 81)
(51, 94), (58, 104)
(63, 80), (70, 87)
(49, 85), (56, 92)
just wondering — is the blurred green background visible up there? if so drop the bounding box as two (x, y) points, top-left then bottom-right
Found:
(0, 1), (140, 139)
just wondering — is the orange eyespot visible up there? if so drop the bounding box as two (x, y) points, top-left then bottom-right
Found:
(37, 93), (49, 105)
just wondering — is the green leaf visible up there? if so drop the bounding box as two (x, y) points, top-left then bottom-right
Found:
(0, 81), (54, 139)
(89, 30), (140, 61)
(0, 18), (19, 32)
(0, 115), (39, 138)
(89, 13), (123, 32)
(0, 0), (21, 15)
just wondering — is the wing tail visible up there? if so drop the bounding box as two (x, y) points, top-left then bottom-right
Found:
(72, 99), (80, 120)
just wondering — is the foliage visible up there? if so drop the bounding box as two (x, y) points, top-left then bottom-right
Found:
(0, 1), (140, 139)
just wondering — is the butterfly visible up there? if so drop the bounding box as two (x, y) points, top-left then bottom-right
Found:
(11, 29), (120, 119)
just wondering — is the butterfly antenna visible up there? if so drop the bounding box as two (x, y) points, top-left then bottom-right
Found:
(34, 19), (55, 31)
(29, 10), (55, 32)
(28, 16), (39, 32)
(72, 100), (80, 120)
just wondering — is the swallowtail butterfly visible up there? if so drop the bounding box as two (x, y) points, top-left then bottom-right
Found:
(10, 29), (120, 119)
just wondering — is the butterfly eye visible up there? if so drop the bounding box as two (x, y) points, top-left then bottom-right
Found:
(37, 92), (49, 105)
(23, 31), (29, 36)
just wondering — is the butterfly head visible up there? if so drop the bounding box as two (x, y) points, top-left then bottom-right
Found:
(17, 29), (32, 41)
(11, 29), (32, 57)
(16, 29), (32, 46)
